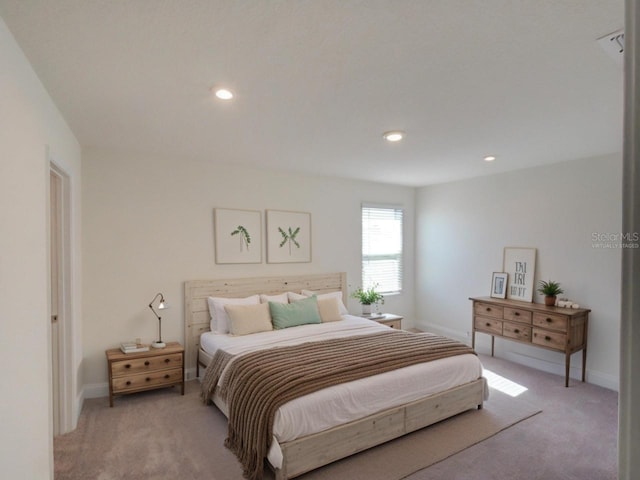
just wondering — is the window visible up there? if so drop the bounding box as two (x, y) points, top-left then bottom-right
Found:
(361, 204), (403, 294)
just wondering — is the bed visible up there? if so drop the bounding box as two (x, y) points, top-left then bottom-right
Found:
(184, 272), (487, 480)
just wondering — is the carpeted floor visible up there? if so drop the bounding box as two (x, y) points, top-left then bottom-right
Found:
(54, 355), (617, 479)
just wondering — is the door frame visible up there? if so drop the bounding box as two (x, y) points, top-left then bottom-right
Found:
(49, 159), (74, 435)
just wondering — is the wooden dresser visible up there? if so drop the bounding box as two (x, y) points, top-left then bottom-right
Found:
(469, 297), (590, 387)
(106, 342), (185, 407)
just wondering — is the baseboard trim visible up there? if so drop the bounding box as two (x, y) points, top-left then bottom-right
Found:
(83, 382), (109, 399)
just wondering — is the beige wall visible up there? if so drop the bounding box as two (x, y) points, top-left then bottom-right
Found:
(81, 147), (415, 394)
(416, 154), (622, 390)
(0, 17), (82, 480)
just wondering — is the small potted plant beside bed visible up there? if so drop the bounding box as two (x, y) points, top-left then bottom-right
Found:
(537, 280), (564, 306)
(351, 284), (384, 316)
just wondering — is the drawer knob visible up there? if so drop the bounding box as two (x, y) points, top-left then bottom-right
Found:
(126, 381), (131, 386)
(144, 361), (150, 366)
(164, 358), (170, 363)
(146, 377), (151, 382)
(546, 318), (552, 323)
(125, 364), (131, 369)
(545, 336), (552, 341)
(486, 307), (491, 312)
(164, 374), (170, 379)
(485, 322), (491, 327)
(514, 329), (520, 334)
(514, 312), (520, 316)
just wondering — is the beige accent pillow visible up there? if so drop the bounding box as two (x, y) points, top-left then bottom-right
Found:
(208, 294), (260, 333)
(225, 302), (273, 336)
(317, 296), (342, 322)
(301, 290), (349, 315)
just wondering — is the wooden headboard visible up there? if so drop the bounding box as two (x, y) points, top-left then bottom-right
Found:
(183, 272), (347, 377)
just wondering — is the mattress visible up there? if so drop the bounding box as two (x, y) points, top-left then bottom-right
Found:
(200, 315), (485, 468)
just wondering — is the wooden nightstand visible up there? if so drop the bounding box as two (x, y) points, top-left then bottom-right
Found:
(374, 314), (403, 329)
(106, 342), (185, 407)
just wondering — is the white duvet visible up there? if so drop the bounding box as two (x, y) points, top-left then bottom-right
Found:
(200, 315), (485, 468)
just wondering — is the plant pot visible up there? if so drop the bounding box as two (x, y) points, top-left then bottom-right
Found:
(544, 295), (557, 306)
(362, 304), (372, 316)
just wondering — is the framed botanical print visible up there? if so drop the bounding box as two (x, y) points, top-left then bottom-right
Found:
(503, 247), (536, 302)
(266, 210), (312, 263)
(214, 208), (262, 264)
(490, 272), (508, 299)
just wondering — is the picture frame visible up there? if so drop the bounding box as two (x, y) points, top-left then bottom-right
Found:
(490, 272), (508, 299)
(214, 208), (262, 264)
(266, 210), (312, 263)
(503, 247), (537, 302)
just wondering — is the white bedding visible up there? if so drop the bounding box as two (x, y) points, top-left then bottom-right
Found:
(200, 315), (485, 468)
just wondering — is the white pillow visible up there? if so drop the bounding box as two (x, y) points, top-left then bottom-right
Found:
(225, 303), (273, 336)
(287, 291), (307, 302)
(207, 295), (260, 333)
(301, 290), (348, 315)
(259, 292), (289, 304)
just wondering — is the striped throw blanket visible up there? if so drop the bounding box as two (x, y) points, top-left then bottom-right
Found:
(202, 330), (475, 480)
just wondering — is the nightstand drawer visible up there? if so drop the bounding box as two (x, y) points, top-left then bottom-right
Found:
(503, 322), (531, 341)
(112, 367), (183, 393)
(532, 328), (567, 350)
(474, 316), (502, 336)
(474, 303), (503, 319)
(503, 307), (532, 324)
(533, 312), (568, 332)
(111, 353), (183, 377)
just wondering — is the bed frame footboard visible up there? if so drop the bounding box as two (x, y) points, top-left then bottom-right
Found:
(272, 377), (486, 480)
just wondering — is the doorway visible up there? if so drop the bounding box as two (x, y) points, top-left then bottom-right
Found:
(49, 162), (72, 435)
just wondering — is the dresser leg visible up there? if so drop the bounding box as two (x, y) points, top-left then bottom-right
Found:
(491, 336), (495, 356)
(565, 351), (571, 387)
(582, 347), (587, 382)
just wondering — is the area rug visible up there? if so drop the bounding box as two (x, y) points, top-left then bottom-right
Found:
(54, 381), (540, 480)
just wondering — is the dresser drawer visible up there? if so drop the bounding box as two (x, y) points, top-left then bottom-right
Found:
(111, 353), (183, 377)
(474, 303), (504, 319)
(503, 321), (531, 342)
(532, 312), (568, 332)
(503, 307), (532, 324)
(474, 316), (503, 336)
(532, 328), (568, 350)
(112, 367), (183, 393)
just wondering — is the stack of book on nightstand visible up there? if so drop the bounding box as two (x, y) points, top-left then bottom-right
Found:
(120, 342), (149, 354)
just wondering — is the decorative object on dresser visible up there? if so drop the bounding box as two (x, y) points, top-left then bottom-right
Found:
(490, 272), (508, 299)
(148, 292), (168, 348)
(266, 209), (312, 263)
(214, 208), (262, 264)
(537, 280), (565, 306)
(351, 284), (385, 315)
(469, 296), (590, 387)
(106, 342), (185, 407)
(120, 342), (149, 354)
(502, 247), (536, 302)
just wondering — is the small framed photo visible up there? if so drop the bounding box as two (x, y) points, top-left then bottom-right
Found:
(491, 272), (508, 299)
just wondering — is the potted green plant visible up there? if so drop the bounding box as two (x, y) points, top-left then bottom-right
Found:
(350, 284), (384, 315)
(537, 280), (564, 306)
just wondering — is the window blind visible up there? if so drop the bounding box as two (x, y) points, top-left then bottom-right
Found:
(362, 205), (403, 294)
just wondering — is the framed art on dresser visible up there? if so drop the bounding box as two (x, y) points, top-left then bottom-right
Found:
(502, 247), (536, 302)
(490, 272), (508, 299)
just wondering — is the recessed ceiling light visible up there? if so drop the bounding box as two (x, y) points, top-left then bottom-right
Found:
(383, 131), (404, 142)
(214, 88), (234, 100)
(483, 155), (496, 162)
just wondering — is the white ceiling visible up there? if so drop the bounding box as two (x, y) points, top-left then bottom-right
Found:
(0, 1), (624, 186)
